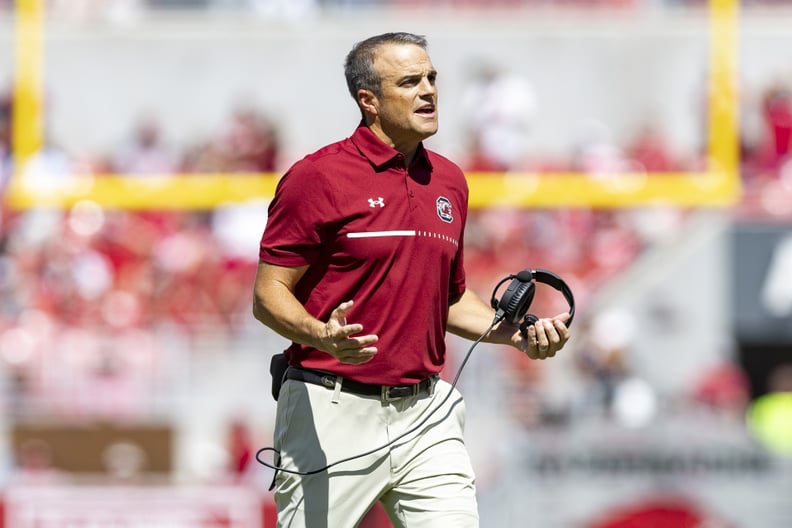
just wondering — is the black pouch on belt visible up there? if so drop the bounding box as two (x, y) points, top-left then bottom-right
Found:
(269, 353), (289, 401)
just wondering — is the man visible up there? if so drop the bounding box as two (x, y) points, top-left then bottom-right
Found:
(253, 32), (570, 527)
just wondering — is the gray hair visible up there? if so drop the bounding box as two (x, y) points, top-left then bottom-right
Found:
(344, 32), (428, 102)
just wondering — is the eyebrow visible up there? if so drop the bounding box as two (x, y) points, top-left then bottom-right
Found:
(395, 70), (437, 83)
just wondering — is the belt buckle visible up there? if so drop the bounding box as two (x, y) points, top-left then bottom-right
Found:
(381, 383), (419, 403)
(320, 375), (336, 389)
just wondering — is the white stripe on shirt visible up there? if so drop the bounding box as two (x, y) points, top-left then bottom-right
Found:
(346, 230), (417, 238)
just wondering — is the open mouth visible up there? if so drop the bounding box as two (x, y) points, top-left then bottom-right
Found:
(416, 105), (435, 116)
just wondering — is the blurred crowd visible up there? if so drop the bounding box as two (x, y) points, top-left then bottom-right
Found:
(1, 7), (790, 528)
(1, 46), (792, 519)
(0, 92), (277, 422)
(1, 66), (792, 427)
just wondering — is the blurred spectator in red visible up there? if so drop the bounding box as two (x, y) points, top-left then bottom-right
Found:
(146, 211), (227, 331)
(113, 113), (180, 175)
(690, 360), (750, 419)
(182, 137), (230, 173)
(761, 83), (792, 166)
(222, 107), (280, 172)
(226, 418), (254, 482)
(587, 211), (642, 277)
(460, 60), (536, 172)
(571, 118), (627, 175)
(210, 200), (269, 329)
(748, 81), (792, 177)
(183, 107), (280, 173)
(625, 122), (678, 172)
(463, 135), (507, 172)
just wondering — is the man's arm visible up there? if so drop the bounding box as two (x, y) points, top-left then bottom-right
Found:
(252, 261), (378, 364)
(447, 289), (570, 360)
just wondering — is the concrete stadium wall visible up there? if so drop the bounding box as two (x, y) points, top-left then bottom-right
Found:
(1, 9), (790, 169)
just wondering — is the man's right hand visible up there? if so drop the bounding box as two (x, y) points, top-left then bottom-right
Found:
(319, 300), (378, 364)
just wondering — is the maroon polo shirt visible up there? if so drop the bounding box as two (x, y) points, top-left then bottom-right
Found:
(259, 123), (468, 385)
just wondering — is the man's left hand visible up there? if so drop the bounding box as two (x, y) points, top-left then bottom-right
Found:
(512, 312), (571, 360)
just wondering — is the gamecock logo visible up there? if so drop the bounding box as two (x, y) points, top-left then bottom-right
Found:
(436, 196), (453, 223)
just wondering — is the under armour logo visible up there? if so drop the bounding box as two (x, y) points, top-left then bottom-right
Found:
(368, 197), (385, 208)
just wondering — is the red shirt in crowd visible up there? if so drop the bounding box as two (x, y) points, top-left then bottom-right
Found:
(259, 123), (468, 385)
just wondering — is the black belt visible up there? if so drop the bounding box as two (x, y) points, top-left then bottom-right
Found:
(285, 367), (438, 402)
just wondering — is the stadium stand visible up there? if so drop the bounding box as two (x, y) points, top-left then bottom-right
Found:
(1, 0), (792, 526)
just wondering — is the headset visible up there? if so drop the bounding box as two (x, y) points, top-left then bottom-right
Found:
(490, 268), (575, 334)
(257, 268), (575, 484)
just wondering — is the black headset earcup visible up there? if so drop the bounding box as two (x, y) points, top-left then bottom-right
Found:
(493, 268), (575, 335)
(500, 279), (535, 324)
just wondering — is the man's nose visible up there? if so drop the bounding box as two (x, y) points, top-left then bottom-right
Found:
(419, 78), (436, 95)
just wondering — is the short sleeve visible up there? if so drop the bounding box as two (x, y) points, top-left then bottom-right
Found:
(259, 160), (337, 267)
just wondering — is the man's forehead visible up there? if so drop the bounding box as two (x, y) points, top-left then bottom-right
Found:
(374, 43), (435, 77)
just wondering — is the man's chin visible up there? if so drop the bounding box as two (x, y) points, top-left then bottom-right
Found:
(417, 124), (439, 140)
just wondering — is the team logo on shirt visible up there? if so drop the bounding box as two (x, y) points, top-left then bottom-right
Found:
(368, 197), (385, 208)
(436, 196), (453, 223)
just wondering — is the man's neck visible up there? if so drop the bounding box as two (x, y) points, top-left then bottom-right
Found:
(368, 122), (419, 166)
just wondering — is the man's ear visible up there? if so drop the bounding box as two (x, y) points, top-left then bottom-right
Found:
(358, 89), (378, 116)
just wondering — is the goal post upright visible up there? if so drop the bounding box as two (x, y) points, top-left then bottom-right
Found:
(5, 0), (740, 210)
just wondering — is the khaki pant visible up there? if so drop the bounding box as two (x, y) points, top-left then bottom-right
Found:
(272, 376), (479, 528)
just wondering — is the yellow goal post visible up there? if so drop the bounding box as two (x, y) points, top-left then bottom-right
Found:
(6, 0), (740, 211)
